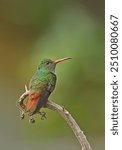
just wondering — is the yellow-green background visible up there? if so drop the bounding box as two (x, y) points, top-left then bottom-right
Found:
(0, 0), (104, 149)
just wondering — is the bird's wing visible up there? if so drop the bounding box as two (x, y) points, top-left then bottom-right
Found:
(25, 72), (57, 115)
(46, 72), (57, 92)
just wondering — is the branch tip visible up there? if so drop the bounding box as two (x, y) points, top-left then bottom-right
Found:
(25, 85), (28, 92)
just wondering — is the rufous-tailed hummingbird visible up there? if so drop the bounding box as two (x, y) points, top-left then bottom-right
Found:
(18, 57), (71, 123)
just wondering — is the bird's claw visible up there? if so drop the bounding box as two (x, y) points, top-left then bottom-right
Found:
(29, 116), (35, 124)
(39, 111), (47, 120)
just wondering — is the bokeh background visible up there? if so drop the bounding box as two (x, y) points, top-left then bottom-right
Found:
(0, 0), (104, 150)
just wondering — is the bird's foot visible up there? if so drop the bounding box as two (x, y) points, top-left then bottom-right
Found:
(29, 116), (35, 124)
(39, 111), (47, 120)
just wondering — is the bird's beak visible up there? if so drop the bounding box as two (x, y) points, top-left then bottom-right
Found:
(53, 57), (71, 64)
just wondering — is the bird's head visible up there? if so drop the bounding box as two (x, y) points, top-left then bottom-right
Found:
(38, 57), (71, 72)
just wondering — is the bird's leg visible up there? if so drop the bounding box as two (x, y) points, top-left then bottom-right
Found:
(29, 116), (35, 124)
(38, 111), (47, 120)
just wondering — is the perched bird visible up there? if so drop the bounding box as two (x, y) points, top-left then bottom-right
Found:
(18, 57), (71, 123)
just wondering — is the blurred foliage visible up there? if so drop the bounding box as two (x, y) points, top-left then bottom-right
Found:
(0, 0), (104, 150)
(18, 5), (104, 136)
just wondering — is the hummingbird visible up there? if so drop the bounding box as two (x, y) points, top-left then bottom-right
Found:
(18, 57), (71, 123)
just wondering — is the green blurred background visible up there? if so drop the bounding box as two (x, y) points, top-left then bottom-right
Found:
(0, 0), (104, 149)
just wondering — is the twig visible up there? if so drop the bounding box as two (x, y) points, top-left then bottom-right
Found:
(18, 87), (92, 150)
(46, 101), (92, 150)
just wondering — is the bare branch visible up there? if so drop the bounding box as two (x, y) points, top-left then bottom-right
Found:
(46, 101), (92, 150)
(18, 89), (92, 150)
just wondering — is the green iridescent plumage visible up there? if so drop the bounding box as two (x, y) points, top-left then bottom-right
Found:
(18, 57), (71, 123)
(26, 59), (57, 115)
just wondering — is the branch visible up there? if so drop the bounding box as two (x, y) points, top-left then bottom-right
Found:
(18, 86), (92, 150)
(46, 101), (92, 150)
